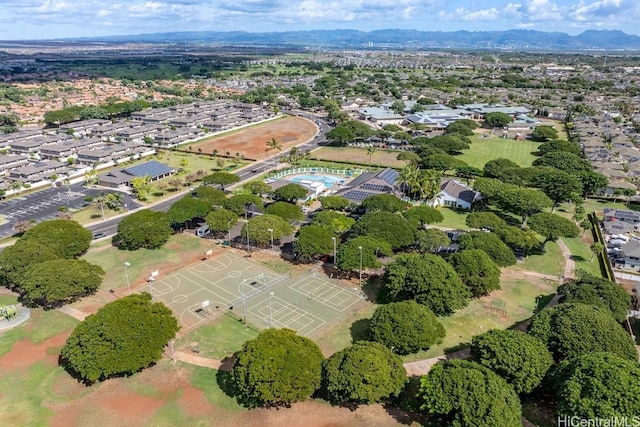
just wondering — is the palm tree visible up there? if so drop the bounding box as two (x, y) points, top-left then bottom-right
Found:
(399, 164), (419, 200)
(366, 145), (378, 169)
(265, 138), (282, 167)
(416, 170), (442, 206)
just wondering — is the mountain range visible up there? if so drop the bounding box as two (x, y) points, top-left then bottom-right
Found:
(77, 29), (640, 51)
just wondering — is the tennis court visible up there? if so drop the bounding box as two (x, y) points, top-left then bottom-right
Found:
(139, 250), (365, 337)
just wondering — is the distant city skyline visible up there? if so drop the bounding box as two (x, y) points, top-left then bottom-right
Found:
(0, 0), (638, 41)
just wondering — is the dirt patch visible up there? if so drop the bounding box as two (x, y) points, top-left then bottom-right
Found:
(189, 116), (317, 160)
(178, 384), (212, 416)
(310, 146), (406, 168)
(0, 331), (69, 371)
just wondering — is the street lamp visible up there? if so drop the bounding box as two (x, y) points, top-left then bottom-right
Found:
(332, 237), (337, 265)
(358, 246), (363, 287)
(227, 218), (233, 246)
(124, 261), (131, 295)
(269, 292), (274, 328)
(243, 219), (250, 253)
(268, 228), (274, 264)
(241, 279), (247, 324)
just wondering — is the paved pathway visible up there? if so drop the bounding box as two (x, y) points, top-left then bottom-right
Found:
(57, 305), (88, 321)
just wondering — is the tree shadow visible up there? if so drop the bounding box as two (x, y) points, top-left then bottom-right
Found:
(215, 366), (255, 408)
(570, 255), (588, 262)
(384, 377), (430, 425)
(350, 318), (370, 343)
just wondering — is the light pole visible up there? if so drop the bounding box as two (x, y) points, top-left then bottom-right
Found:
(124, 261), (131, 295)
(358, 246), (363, 287)
(332, 237), (337, 265)
(269, 291), (274, 328)
(244, 219), (250, 253)
(227, 218), (233, 246)
(241, 279), (247, 324)
(268, 228), (274, 265)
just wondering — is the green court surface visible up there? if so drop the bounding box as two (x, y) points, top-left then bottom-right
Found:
(139, 250), (364, 338)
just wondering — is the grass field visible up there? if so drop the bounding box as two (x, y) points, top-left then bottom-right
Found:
(438, 207), (469, 230)
(310, 146), (406, 168)
(402, 272), (557, 362)
(562, 236), (602, 276)
(512, 241), (564, 277)
(174, 315), (259, 359)
(457, 135), (540, 169)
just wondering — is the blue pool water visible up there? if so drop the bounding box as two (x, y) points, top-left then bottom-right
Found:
(287, 174), (344, 188)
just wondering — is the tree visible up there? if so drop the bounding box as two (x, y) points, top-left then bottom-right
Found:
(527, 212), (579, 241)
(205, 208), (238, 237)
(321, 341), (406, 404)
(311, 210), (355, 234)
(167, 197), (212, 228)
(466, 212), (506, 230)
(590, 241), (605, 262)
(273, 183), (308, 202)
(454, 165), (483, 184)
(366, 145), (377, 167)
(538, 139), (581, 156)
(350, 211), (415, 250)
(21, 219), (92, 259)
(415, 228), (450, 252)
(414, 169), (442, 204)
(224, 194), (263, 216)
(318, 195), (350, 211)
(242, 214), (293, 246)
(483, 158), (520, 180)
(12, 219), (35, 235)
(202, 171), (240, 189)
(470, 330), (553, 394)
(242, 181), (272, 196)
(265, 201), (304, 221)
(369, 301), (445, 355)
(192, 186), (227, 207)
(361, 194), (407, 213)
(426, 135), (470, 154)
(232, 328), (324, 408)
(530, 125), (558, 142)
(396, 151), (421, 166)
(495, 225), (539, 250)
(484, 112), (514, 128)
(552, 352), (640, 419)
(532, 151), (592, 173)
(420, 153), (466, 173)
(383, 253), (470, 315)
(445, 121), (474, 136)
(293, 225), (334, 262)
(576, 171), (608, 198)
(20, 259), (105, 308)
(528, 303), (638, 362)
(0, 240), (59, 289)
(264, 137), (282, 164)
(390, 100), (405, 114)
(457, 231), (517, 267)
(419, 359), (522, 427)
(117, 210), (173, 250)
(557, 274), (631, 323)
(402, 205), (444, 227)
(532, 169), (582, 210)
(60, 293), (179, 384)
(130, 175), (151, 201)
(500, 187), (553, 224)
(336, 236), (392, 274)
(448, 249), (501, 297)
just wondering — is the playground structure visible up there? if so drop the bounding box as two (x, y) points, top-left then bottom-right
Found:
(0, 304), (18, 321)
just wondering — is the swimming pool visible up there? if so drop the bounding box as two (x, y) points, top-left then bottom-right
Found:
(286, 174), (345, 188)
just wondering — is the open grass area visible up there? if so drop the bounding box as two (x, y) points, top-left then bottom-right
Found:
(310, 146), (406, 168)
(437, 207), (469, 230)
(174, 315), (259, 359)
(401, 272), (557, 362)
(562, 236), (602, 276)
(457, 135), (540, 169)
(512, 241), (564, 277)
(313, 302), (377, 356)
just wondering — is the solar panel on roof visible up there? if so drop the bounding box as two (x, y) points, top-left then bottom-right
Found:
(377, 168), (399, 185)
(342, 190), (375, 203)
(124, 161), (174, 178)
(361, 183), (389, 192)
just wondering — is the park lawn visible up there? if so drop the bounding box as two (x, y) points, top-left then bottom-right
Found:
(512, 241), (564, 277)
(457, 135), (540, 169)
(562, 236), (602, 276)
(80, 234), (213, 294)
(0, 294), (18, 305)
(437, 207), (469, 230)
(310, 146), (406, 168)
(313, 302), (377, 356)
(401, 272), (557, 362)
(174, 315), (259, 359)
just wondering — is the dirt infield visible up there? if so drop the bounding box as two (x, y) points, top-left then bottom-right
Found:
(189, 116), (317, 160)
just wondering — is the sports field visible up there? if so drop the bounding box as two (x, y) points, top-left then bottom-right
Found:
(457, 135), (540, 168)
(139, 250), (364, 337)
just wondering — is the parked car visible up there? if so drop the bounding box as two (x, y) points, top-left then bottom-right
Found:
(92, 232), (106, 240)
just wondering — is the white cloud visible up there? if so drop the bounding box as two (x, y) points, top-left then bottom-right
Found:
(461, 7), (500, 21)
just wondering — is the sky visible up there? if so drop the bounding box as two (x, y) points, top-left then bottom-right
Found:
(0, 0), (639, 40)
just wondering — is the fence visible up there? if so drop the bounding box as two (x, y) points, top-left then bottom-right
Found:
(589, 211), (615, 282)
(267, 166), (368, 181)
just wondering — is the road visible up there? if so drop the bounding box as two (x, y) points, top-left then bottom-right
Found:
(85, 111), (330, 237)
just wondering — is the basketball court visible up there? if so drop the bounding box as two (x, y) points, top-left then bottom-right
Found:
(139, 250), (365, 337)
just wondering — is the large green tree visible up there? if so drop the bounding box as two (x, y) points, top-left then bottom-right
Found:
(527, 212), (579, 242)
(538, 139), (581, 156)
(0, 240), (59, 289)
(205, 208), (238, 237)
(167, 197), (212, 228)
(311, 210), (355, 234)
(419, 359), (522, 427)
(264, 201), (304, 221)
(351, 212), (415, 250)
(557, 274), (632, 323)
(369, 301), (445, 355)
(60, 293), (179, 384)
(191, 186), (227, 207)
(117, 210), (173, 250)
(232, 328), (324, 407)
(321, 341), (406, 404)
(553, 352), (640, 419)
(532, 169), (582, 210)
(530, 125), (558, 142)
(484, 112), (514, 128)
(402, 205), (444, 227)
(470, 330), (554, 394)
(466, 212), (506, 230)
(273, 183), (308, 202)
(242, 214), (293, 246)
(457, 231), (517, 267)
(383, 253), (470, 315)
(224, 194), (264, 216)
(336, 236), (393, 274)
(202, 171), (240, 189)
(576, 171), (608, 198)
(293, 225), (334, 262)
(483, 158), (520, 180)
(448, 249), (501, 297)
(20, 259), (105, 308)
(415, 228), (450, 253)
(22, 219), (92, 258)
(528, 303), (638, 362)
(360, 194), (408, 213)
(318, 195), (350, 211)
(532, 151), (592, 173)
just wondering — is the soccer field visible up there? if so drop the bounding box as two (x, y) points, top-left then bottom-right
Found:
(457, 135), (540, 169)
